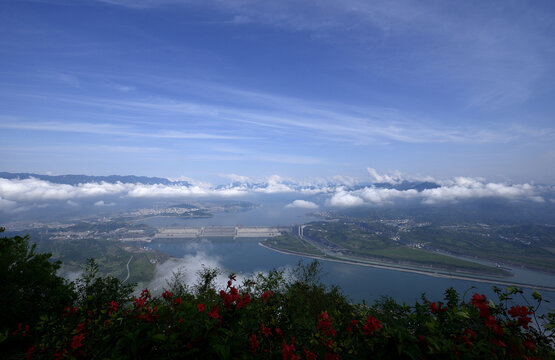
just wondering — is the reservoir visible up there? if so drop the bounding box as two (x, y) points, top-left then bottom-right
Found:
(141, 203), (555, 313)
(152, 238), (555, 311)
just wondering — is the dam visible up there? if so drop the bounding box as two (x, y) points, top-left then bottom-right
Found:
(152, 225), (292, 241)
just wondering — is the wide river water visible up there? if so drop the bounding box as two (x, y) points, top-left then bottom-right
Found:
(140, 203), (555, 312)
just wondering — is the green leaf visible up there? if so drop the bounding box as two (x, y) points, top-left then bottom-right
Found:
(152, 333), (166, 342)
(456, 311), (470, 319)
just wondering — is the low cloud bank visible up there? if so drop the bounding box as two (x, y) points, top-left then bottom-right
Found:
(0, 173), (547, 211)
(328, 177), (543, 206)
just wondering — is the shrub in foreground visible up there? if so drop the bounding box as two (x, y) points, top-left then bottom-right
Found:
(1, 230), (554, 359)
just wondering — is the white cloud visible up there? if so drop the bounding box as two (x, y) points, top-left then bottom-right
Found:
(0, 197), (17, 212)
(94, 200), (115, 206)
(420, 178), (539, 204)
(0, 178), (134, 201)
(327, 177), (543, 207)
(255, 175), (294, 194)
(328, 190), (364, 207)
(367, 168), (403, 184)
(358, 187), (418, 204)
(219, 173), (252, 183)
(285, 200), (319, 209)
(147, 246), (256, 294)
(0, 174), (546, 209)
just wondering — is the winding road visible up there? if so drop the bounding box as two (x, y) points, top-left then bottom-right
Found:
(123, 255), (133, 283)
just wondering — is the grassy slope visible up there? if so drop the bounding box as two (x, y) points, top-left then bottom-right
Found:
(37, 238), (164, 282)
(302, 223), (506, 275)
(263, 232), (324, 256)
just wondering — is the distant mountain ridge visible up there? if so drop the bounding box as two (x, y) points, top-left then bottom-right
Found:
(0, 172), (442, 192)
(0, 172), (190, 186)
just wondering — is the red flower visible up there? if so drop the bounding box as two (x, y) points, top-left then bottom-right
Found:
(249, 334), (259, 354)
(137, 306), (159, 322)
(471, 293), (490, 317)
(347, 318), (358, 333)
(276, 327), (283, 338)
(418, 334), (425, 343)
(71, 333), (85, 350)
(282, 338), (299, 360)
(107, 301), (118, 315)
(12, 323), (23, 336)
(220, 286), (240, 308)
(325, 353), (339, 360)
(174, 297), (183, 305)
(508, 305), (532, 329)
(430, 302), (448, 313)
(462, 328), (475, 348)
(362, 315), (382, 336)
(162, 290), (173, 300)
(208, 306), (220, 319)
(134, 296), (147, 308)
(53, 349), (66, 360)
(508, 305), (529, 317)
(140, 288), (151, 299)
(523, 340), (535, 351)
(304, 348), (317, 360)
(262, 290), (274, 302)
(485, 316), (504, 336)
(237, 293), (251, 309)
(317, 312), (336, 338)
(490, 339), (506, 348)
(75, 322), (85, 334)
(261, 323), (272, 337)
(197, 303), (205, 312)
(26, 346), (35, 360)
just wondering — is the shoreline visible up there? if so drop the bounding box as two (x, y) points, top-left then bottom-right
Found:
(258, 242), (555, 292)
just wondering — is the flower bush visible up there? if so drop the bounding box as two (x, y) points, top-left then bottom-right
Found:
(1, 230), (554, 359)
(5, 270), (554, 359)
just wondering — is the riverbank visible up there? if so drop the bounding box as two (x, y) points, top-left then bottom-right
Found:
(258, 242), (555, 292)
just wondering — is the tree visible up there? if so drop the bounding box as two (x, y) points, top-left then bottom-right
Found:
(0, 227), (75, 353)
(74, 258), (135, 310)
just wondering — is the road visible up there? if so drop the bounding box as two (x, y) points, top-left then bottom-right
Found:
(123, 255), (133, 283)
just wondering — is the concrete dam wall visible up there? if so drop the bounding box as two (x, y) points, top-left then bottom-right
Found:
(153, 226), (291, 240)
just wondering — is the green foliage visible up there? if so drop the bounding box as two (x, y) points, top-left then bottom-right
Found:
(194, 265), (221, 301)
(0, 227), (76, 356)
(0, 227), (75, 332)
(3, 232), (555, 360)
(74, 258), (135, 309)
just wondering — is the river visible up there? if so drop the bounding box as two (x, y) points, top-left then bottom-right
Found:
(140, 204), (555, 313)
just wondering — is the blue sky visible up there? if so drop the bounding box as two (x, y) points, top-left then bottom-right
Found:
(1, 0), (554, 184)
